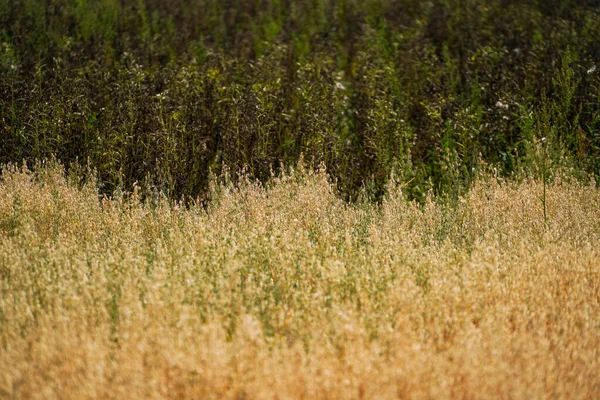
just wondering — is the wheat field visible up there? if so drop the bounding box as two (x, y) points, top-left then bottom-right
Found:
(0, 162), (599, 399)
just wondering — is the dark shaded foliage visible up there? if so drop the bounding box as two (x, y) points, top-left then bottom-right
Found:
(1, 0), (599, 201)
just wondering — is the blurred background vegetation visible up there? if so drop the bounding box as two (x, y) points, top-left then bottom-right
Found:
(1, 0), (599, 201)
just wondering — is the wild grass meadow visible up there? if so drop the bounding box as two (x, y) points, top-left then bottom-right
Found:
(1, 162), (599, 398)
(1, 0), (600, 398)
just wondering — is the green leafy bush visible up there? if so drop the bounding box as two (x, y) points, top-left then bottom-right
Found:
(1, 0), (599, 200)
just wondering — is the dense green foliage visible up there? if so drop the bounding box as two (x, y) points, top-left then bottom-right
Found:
(1, 0), (599, 200)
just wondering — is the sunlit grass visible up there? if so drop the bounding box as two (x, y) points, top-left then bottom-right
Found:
(1, 162), (599, 399)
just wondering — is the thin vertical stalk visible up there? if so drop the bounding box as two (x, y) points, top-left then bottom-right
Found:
(542, 137), (547, 225)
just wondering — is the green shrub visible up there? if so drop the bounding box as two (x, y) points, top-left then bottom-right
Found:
(1, 0), (599, 200)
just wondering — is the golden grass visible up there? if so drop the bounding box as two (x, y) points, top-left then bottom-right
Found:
(1, 162), (599, 399)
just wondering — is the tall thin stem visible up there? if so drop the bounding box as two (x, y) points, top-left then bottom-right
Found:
(542, 137), (547, 225)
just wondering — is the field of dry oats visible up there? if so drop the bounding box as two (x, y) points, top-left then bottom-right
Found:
(1, 162), (599, 399)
